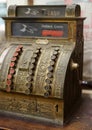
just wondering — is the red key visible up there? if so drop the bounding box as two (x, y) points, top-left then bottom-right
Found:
(16, 48), (21, 52)
(7, 74), (12, 80)
(10, 62), (15, 67)
(9, 68), (15, 74)
(13, 52), (19, 57)
(6, 79), (12, 86)
(11, 56), (17, 62)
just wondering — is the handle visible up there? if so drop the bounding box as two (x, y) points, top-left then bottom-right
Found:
(80, 80), (92, 87)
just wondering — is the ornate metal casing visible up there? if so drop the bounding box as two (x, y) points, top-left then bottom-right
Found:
(0, 4), (85, 125)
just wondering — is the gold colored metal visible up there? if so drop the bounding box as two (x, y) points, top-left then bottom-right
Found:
(8, 5), (17, 17)
(0, 4), (85, 126)
(65, 4), (81, 17)
(36, 39), (49, 44)
(71, 60), (79, 70)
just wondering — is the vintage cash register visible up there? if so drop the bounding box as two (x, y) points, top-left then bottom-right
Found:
(0, 4), (85, 125)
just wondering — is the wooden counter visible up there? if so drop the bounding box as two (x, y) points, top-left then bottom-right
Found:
(0, 90), (92, 130)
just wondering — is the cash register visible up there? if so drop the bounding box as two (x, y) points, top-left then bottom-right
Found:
(0, 4), (85, 125)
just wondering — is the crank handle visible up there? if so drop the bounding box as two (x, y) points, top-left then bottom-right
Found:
(80, 80), (92, 87)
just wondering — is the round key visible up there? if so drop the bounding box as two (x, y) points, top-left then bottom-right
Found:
(6, 79), (12, 86)
(9, 68), (15, 74)
(16, 48), (21, 52)
(13, 52), (19, 57)
(51, 55), (56, 60)
(45, 79), (52, 84)
(44, 91), (50, 97)
(31, 58), (36, 64)
(26, 76), (30, 82)
(50, 61), (55, 66)
(54, 48), (59, 51)
(7, 74), (12, 80)
(10, 62), (15, 67)
(34, 50), (39, 54)
(47, 72), (53, 78)
(30, 64), (35, 69)
(48, 66), (54, 72)
(44, 85), (51, 91)
(26, 82), (30, 88)
(11, 56), (17, 62)
(53, 51), (58, 55)
(33, 53), (37, 58)
(26, 76), (33, 82)
(29, 69), (34, 75)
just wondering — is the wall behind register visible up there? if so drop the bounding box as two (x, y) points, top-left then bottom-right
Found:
(0, 0), (7, 42)
(34, 0), (92, 81)
(7, 0), (28, 7)
(0, 0), (28, 42)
